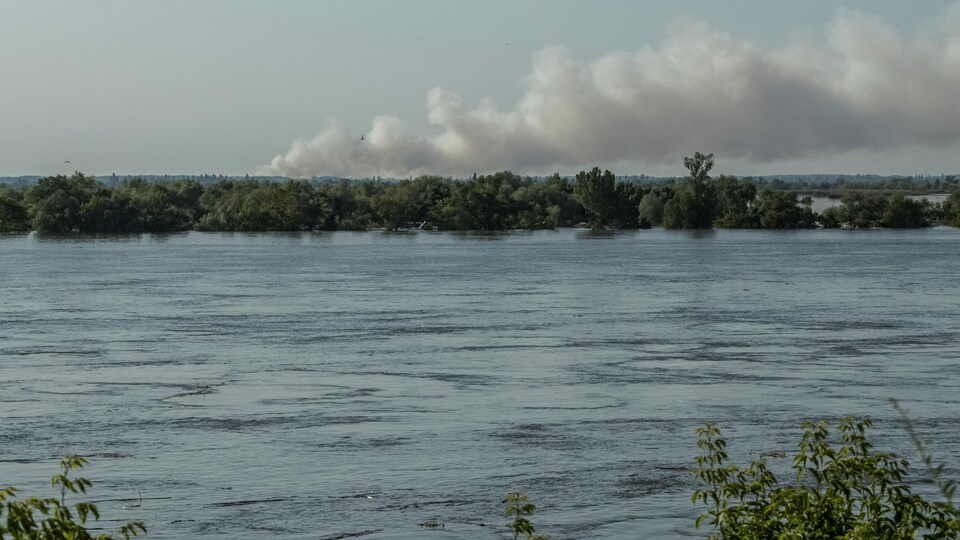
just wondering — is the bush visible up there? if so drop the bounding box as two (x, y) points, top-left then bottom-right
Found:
(504, 491), (550, 540)
(693, 417), (960, 539)
(0, 456), (146, 539)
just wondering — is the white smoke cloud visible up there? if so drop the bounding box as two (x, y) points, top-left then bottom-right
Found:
(258, 7), (960, 178)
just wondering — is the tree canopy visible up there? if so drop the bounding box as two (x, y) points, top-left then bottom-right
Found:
(2, 159), (958, 234)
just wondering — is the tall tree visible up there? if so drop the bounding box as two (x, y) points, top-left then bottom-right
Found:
(573, 167), (616, 229)
(663, 152), (717, 229)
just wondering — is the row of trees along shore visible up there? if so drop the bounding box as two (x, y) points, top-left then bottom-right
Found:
(2, 153), (960, 233)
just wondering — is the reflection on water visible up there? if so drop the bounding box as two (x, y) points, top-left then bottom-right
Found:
(1, 229), (959, 539)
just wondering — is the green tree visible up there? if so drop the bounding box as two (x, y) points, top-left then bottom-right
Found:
(317, 180), (375, 230)
(663, 152), (717, 229)
(0, 456), (146, 539)
(26, 173), (101, 233)
(240, 181), (327, 231)
(196, 179), (251, 231)
(504, 491), (549, 540)
(610, 181), (644, 229)
(438, 172), (519, 230)
(836, 192), (888, 229)
(757, 190), (817, 229)
(113, 179), (193, 232)
(944, 188), (960, 227)
(0, 189), (30, 232)
(693, 418), (960, 539)
(819, 206), (843, 229)
(79, 188), (142, 232)
(370, 182), (418, 230)
(881, 194), (930, 228)
(543, 173), (585, 227)
(512, 180), (563, 229)
(197, 180), (329, 231)
(408, 175), (453, 226)
(638, 188), (671, 227)
(572, 167), (617, 229)
(714, 176), (759, 228)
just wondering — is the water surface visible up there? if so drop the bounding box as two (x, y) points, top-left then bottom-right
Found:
(2, 229), (959, 539)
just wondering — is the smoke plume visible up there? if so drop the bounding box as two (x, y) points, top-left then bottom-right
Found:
(259, 7), (960, 178)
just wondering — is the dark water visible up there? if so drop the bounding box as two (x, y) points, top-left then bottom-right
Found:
(2, 229), (959, 539)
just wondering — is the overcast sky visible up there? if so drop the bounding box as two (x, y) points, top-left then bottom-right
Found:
(3, 1), (959, 178)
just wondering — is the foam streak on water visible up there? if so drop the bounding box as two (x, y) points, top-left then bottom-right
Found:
(1, 229), (959, 539)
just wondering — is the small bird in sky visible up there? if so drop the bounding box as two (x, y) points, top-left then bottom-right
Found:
(360, 135), (364, 140)
(64, 160), (71, 164)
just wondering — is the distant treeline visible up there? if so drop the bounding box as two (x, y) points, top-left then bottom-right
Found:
(2, 171), (957, 191)
(1, 154), (959, 233)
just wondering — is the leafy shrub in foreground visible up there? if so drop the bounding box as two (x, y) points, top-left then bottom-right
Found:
(505, 491), (549, 540)
(693, 417), (960, 539)
(0, 456), (146, 539)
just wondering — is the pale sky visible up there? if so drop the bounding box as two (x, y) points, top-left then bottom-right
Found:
(3, 1), (959, 178)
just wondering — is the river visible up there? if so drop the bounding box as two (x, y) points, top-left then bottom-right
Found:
(1, 229), (959, 539)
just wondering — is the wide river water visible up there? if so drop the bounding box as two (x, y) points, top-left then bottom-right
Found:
(2, 229), (959, 539)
